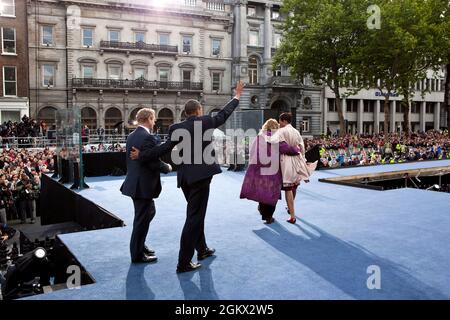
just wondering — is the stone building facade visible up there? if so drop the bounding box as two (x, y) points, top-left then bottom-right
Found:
(28, 0), (234, 133)
(231, 0), (323, 136)
(27, 0), (447, 136)
(323, 70), (447, 135)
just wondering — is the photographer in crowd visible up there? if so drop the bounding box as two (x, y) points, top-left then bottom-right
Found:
(15, 174), (38, 224)
(0, 147), (55, 224)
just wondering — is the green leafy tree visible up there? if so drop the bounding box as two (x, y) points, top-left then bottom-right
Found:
(353, 0), (449, 134)
(274, 0), (369, 136)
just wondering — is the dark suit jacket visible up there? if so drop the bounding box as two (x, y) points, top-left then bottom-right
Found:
(137, 98), (240, 187)
(120, 126), (166, 200)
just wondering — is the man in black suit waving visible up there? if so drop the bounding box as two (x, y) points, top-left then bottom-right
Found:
(130, 81), (245, 272)
(121, 108), (171, 263)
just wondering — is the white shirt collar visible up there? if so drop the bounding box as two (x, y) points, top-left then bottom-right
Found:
(138, 125), (150, 134)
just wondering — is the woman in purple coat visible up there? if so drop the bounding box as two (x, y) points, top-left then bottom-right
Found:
(240, 119), (299, 224)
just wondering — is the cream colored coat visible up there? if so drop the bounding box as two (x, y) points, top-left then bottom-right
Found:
(268, 124), (317, 185)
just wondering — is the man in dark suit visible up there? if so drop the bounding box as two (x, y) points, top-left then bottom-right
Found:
(120, 108), (171, 263)
(130, 81), (245, 272)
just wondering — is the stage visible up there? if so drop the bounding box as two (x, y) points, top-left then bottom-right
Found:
(25, 160), (450, 300)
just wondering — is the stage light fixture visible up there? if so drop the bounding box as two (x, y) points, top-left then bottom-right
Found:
(34, 248), (47, 259)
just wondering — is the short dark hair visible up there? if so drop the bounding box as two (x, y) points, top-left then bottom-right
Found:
(279, 112), (292, 124)
(184, 99), (202, 116)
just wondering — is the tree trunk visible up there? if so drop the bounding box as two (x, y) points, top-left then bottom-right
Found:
(402, 99), (410, 135)
(334, 91), (346, 137)
(445, 62), (450, 130)
(383, 95), (390, 134)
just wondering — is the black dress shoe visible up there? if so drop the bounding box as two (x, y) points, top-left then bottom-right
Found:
(197, 248), (216, 261)
(132, 254), (158, 263)
(176, 262), (202, 273)
(144, 246), (155, 255)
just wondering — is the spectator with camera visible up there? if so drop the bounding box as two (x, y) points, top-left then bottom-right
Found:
(15, 174), (38, 224)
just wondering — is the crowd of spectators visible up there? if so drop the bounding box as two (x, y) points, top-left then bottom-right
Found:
(0, 148), (55, 225)
(307, 130), (450, 168)
(0, 116), (47, 139)
(82, 143), (125, 153)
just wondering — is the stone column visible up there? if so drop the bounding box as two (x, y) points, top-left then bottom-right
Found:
(420, 101), (426, 132)
(357, 99), (364, 134)
(233, 0), (249, 84)
(374, 100), (380, 134)
(123, 91), (129, 130)
(262, 3), (272, 84)
(390, 100), (396, 133)
(323, 96), (328, 134)
(98, 90), (105, 128)
(434, 102), (441, 130)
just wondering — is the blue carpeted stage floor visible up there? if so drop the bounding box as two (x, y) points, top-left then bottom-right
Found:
(26, 160), (450, 300)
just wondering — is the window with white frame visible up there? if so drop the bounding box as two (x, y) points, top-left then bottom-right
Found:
(158, 33), (169, 46)
(182, 70), (192, 82)
(108, 30), (120, 43)
(328, 98), (337, 112)
(212, 72), (221, 91)
(42, 26), (53, 45)
(158, 68), (169, 82)
(135, 32), (145, 43)
(82, 66), (94, 78)
(3, 66), (16, 96)
(272, 10), (280, 19)
(248, 56), (258, 84)
(431, 79), (436, 91)
(182, 35), (192, 54)
(2, 27), (15, 54)
(0, 0), (15, 16)
(249, 30), (259, 46)
(247, 6), (256, 17)
(211, 39), (221, 56)
(301, 119), (310, 133)
(82, 28), (93, 47)
(273, 66), (282, 77)
(274, 33), (282, 48)
(42, 64), (55, 87)
(108, 65), (121, 80)
(134, 67), (146, 80)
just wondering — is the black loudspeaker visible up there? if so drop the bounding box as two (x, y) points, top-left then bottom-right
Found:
(70, 162), (89, 190)
(58, 159), (70, 184)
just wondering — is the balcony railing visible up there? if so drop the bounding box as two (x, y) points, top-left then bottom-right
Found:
(206, 2), (225, 11)
(270, 76), (302, 86)
(100, 41), (178, 54)
(72, 78), (203, 91)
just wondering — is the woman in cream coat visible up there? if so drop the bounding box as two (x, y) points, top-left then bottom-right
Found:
(269, 113), (317, 224)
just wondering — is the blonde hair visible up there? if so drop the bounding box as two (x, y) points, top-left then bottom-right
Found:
(261, 118), (279, 133)
(136, 108), (155, 124)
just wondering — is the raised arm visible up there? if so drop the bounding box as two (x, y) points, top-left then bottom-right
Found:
(211, 81), (245, 128)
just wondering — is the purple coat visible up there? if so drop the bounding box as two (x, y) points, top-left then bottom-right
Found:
(240, 134), (299, 206)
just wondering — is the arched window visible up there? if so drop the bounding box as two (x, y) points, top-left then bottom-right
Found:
(248, 56), (259, 85)
(128, 107), (142, 126)
(156, 108), (173, 134)
(37, 106), (57, 128)
(81, 107), (97, 129)
(104, 107), (122, 130)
